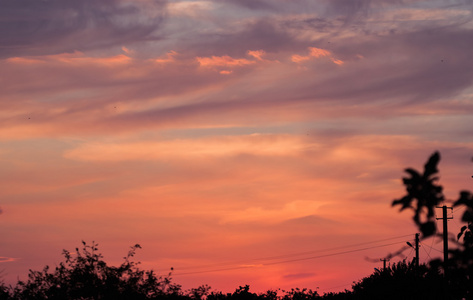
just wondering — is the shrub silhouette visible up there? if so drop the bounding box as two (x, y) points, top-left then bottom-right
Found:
(208, 285), (260, 300)
(350, 260), (443, 300)
(207, 286), (320, 300)
(10, 241), (182, 300)
(280, 288), (320, 300)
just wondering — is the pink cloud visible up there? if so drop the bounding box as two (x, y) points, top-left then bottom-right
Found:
(247, 50), (266, 60)
(153, 50), (179, 64)
(7, 51), (132, 66)
(291, 47), (343, 65)
(196, 55), (255, 68)
(0, 257), (17, 263)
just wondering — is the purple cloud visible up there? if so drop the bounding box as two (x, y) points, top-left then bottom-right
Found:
(0, 0), (167, 58)
(223, 0), (275, 11)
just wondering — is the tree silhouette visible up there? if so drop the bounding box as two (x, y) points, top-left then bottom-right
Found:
(207, 286), (321, 300)
(392, 151), (444, 237)
(392, 152), (473, 299)
(350, 260), (443, 300)
(9, 241), (182, 300)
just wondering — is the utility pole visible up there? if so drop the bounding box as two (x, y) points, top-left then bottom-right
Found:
(380, 258), (388, 271)
(436, 205), (453, 278)
(407, 234), (420, 269)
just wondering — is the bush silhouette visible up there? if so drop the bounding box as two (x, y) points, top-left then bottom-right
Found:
(10, 241), (182, 300)
(207, 286), (320, 300)
(350, 260), (443, 300)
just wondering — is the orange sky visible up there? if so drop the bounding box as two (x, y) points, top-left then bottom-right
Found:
(1, 0), (473, 294)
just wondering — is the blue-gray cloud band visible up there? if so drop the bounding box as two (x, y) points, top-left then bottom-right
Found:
(0, 0), (167, 58)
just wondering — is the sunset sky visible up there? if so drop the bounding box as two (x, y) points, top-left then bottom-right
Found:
(1, 0), (473, 294)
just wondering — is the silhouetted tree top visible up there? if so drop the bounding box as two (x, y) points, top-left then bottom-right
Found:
(350, 260), (443, 300)
(392, 151), (444, 237)
(392, 151), (473, 299)
(3, 241), (182, 300)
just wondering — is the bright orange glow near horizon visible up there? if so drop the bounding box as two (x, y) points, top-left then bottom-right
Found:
(1, 0), (472, 295)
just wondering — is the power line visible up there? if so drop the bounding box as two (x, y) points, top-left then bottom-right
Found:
(421, 241), (443, 254)
(451, 205), (465, 215)
(420, 242), (433, 260)
(404, 247), (414, 261)
(320, 282), (352, 292)
(173, 241), (407, 276)
(171, 234), (413, 272)
(426, 235), (436, 262)
(265, 241), (406, 266)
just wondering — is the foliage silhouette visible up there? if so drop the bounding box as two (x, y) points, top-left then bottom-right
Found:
(208, 285), (260, 300)
(0, 238), (457, 300)
(0, 282), (10, 300)
(7, 241), (183, 300)
(279, 288), (320, 300)
(392, 152), (473, 299)
(207, 286), (321, 300)
(349, 260), (443, 300)
(187, 285), (212, 300)
(392, 151), (443, 237)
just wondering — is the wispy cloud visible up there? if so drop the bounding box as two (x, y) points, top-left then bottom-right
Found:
(64, 134), (313, 161)
(0, 257), (17, 263)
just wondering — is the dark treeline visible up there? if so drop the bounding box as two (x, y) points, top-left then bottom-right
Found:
(1, 152), (471, 300)
(0, 242), (446, 300)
